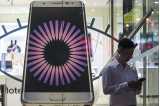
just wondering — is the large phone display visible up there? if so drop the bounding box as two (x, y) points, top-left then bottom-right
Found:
(24, 5), (92, 92)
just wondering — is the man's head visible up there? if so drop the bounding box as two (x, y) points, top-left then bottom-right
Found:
(117, 38), (137, 63)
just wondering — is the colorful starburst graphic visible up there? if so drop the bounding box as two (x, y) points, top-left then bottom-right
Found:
(27, 20), (88, 86)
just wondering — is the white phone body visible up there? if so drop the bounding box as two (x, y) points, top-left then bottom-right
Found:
(22, 0), (94, 104)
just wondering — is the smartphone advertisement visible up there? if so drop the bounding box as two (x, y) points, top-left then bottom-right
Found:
(22, 2), (93, 103)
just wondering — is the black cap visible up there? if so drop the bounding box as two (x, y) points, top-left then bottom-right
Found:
(118, 38), (137, 49)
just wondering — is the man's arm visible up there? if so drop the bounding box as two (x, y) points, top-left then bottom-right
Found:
(102, 66), (129, 95)
(131, 67), (143, 94)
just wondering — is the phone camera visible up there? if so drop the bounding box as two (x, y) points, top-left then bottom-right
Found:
(42, 2), (46, 5)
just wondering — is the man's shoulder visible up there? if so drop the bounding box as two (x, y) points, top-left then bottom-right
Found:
(107, 59), (119, 68)
(101, 60), (118, 74)
(127, 64), (137, 72)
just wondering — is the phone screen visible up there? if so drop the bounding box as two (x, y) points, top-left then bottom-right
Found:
(24, 5), (91, 92)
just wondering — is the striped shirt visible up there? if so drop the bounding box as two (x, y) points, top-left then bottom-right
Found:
(102, 58), (138, 106)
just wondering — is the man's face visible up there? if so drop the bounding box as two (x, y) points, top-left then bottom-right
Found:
(119, 48), (134, 62)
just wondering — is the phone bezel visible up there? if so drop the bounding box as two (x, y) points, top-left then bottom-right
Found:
(21, 0), (94, 104)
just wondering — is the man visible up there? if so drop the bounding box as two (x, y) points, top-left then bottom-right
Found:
(102, 38), (144, 106)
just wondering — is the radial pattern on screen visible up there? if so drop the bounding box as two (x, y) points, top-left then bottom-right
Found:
(27, 20), (88, 86)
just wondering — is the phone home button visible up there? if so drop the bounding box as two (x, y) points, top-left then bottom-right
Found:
(49, 94), (64, 101)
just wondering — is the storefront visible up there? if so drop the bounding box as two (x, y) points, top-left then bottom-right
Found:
(0, 0), (159, 106)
